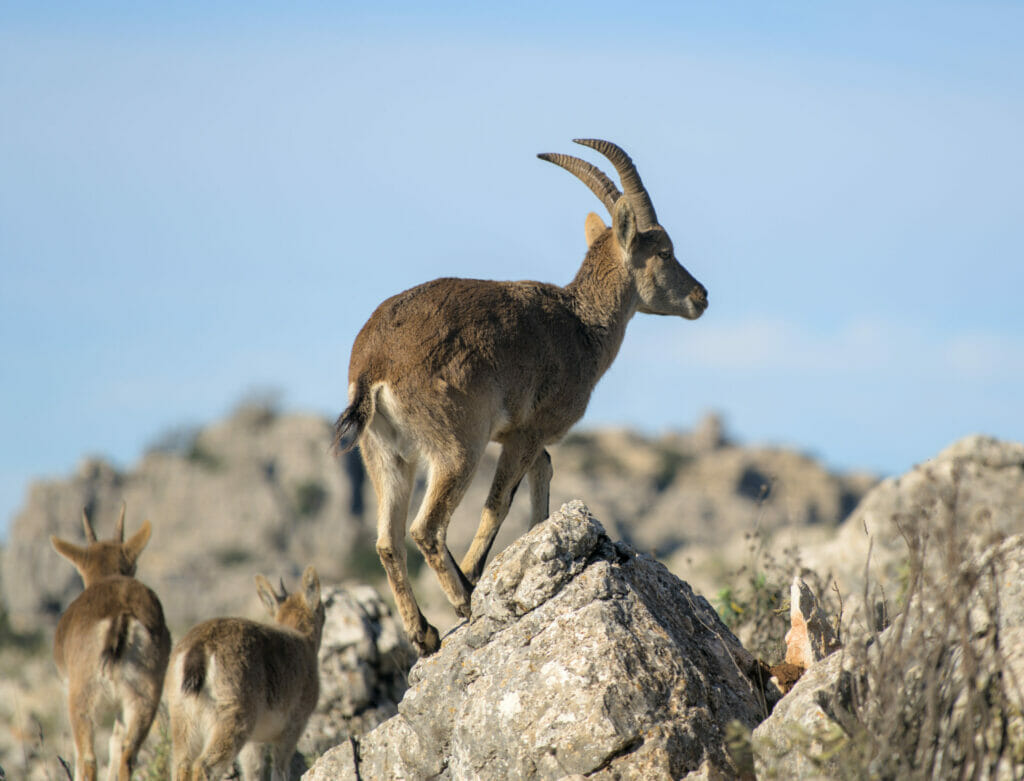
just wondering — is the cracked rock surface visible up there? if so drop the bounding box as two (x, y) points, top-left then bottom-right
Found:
(305, 501), (778, 781)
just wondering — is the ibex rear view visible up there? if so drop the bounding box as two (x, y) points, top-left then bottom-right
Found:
(166, 565), (324, 781)
(51, 504), (170, 781)
(335, 139), (707, 655)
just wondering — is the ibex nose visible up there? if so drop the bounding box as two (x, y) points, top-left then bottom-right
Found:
(690, 283), (708, 309)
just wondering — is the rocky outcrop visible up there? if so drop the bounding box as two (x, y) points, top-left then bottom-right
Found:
(5, 423), (1020, 779)
(1, 409), (873, 637)
(750, 436), (1024, 778)
(301, 584), (413, 757)
(306, 502), (779, 781)
(754, 532), (1024, 778)
(1, 409), (367, 634)
(793, 435), (1024, 628)
(784, 576), (840, 670)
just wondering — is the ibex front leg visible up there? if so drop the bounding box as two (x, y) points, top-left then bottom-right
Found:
(461, 438), (546, 584)
(528, 448), (552, 528)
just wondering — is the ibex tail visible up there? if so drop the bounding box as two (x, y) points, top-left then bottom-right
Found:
(333, 377), (372, 454)
(181, 645), (207, 695)
(100, 613), (131, 670)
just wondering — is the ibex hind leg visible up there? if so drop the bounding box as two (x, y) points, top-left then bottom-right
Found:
(170, 699), (204, 781)
(194, 712), (250, 781)
(409, 452), (479, 622)
(69, 685), (98, 781)
(107, 721), (124, 781)
(461, 438), (544, 584)
(236, 742), (264, 781)
(360, 432), (439, 654)
(112, 686), (161, 781)
(267, 724), (306, 781)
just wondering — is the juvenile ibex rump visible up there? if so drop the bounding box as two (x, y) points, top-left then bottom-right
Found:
(335, 139), (707, 655)
(166, 565), (324, 781)
(51, 504), (171, 781)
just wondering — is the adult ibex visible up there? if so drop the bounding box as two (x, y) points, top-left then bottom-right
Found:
(51, 504), (171, 781)
(335, 139), (707, 655)
(166, 565), (324, 781)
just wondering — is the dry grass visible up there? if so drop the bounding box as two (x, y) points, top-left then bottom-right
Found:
(714, 476), (842, 665)
(808, 462), (1024, 779)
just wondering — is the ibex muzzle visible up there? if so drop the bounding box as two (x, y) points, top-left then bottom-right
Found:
(335, 139), (706, 655)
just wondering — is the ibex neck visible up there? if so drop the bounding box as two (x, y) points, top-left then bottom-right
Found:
(565, 235), (638, 373)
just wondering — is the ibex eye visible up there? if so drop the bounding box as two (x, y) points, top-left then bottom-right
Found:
(658, 250), (672, 259)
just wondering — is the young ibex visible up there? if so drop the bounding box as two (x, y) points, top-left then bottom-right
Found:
(51, 504), (171, 781)
(335, 139), (707, 655)
(166, 565), (324, 781)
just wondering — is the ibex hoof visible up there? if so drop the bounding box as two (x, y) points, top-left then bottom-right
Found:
(413, 623), (441, 656)
(454, 600), (472, 620)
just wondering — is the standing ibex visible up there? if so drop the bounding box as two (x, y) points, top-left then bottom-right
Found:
(335, 139), (707, 655)
(51, 504), (171, 781)
(166, 565), (324, 781)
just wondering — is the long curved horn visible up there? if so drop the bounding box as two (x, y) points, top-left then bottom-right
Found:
(537, 152), (621, 216)
(82, 508), (98, 543)
(573, 139), (658, 230)
(115, 501), (126, 542)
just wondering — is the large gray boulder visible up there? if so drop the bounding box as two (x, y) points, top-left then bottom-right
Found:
(306, 501), (778, 781)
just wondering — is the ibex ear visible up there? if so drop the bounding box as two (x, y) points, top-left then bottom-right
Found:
(51, 535), (86, 568)
(302, 565), (321, 609)
(255, 575), (279, 616)
(122, 521), (152, 566)
(612, 197), (638, 253)
(584, 212), (607, 247)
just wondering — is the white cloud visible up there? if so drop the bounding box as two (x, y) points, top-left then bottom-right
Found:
(944, 332), (1024, 378)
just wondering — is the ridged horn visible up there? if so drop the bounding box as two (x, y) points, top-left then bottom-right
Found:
(573, 139), (658, 230)
(537, 152), (621, 216)
(115, 501), (126, 542)
(81, 508), (98, 543)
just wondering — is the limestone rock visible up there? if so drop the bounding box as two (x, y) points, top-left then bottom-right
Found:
(796, 434), (1024, 633)
(784, 575), (840, 669)
(641, 446), (870, 556)
(1, 409), (366, 634)
(2, 409), (872, 640)
(300, 583), (413, 756)
(306, 502), (779, 781)
(752, 652), (848, 779)
(753, 533), (1024, 779)
(302, 739), (358, 781)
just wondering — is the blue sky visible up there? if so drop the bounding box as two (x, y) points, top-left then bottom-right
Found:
(2, 2), (1023, 538)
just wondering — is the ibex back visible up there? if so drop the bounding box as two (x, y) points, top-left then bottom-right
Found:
(51, 503), (171, 781)
(335, 139), (707, 655)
